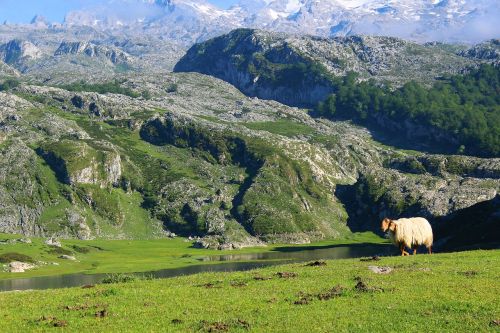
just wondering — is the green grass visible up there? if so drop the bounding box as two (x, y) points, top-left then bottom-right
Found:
(243, 119), (315, 137)
(0, 232), (384, 279)
(0, 250), (498, 332)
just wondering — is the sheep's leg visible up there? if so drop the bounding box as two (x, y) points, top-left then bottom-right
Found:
(428, 246), (432, 255)
(400, 244), (409, 256)
(413, 246), (417, 255)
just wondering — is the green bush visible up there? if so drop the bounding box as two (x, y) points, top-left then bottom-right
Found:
(47, 246), (73, 256)
(70, 245), (91, 254)
(166, 83), (178, 93)
(0, 252), (35, 263)
(0, 78), (20, 91)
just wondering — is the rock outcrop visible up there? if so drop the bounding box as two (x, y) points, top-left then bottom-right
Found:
(6, 261), (36, 273)
(0, 40), (42, 65)
(54, 41), (132, 65)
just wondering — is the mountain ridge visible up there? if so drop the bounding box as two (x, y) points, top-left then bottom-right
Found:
(3, 0), (498, 44)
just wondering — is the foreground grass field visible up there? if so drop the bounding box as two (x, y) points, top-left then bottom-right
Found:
(0, 250), (498, 332)
(0, 232), (384, 279)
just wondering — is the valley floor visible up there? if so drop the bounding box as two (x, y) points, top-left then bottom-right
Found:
(0, 249), (498, 332)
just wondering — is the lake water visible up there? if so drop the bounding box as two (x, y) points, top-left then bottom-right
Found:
(0, 243), (392, 292)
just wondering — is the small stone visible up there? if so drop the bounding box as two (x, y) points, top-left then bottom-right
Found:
(45, 238), (62, 247)
(368, 266), (393, 274)
(59, 255), (76, 261)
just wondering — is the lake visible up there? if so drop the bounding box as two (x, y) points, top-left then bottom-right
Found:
(0, 243), (392, 292)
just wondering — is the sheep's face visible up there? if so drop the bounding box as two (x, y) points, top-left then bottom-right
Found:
(381, 218), (392, 232)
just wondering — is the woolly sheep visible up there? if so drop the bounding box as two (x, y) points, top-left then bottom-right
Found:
(381, 217), (433, 256)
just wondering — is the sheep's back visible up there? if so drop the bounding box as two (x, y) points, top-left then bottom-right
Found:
(393, 218), (433, 247)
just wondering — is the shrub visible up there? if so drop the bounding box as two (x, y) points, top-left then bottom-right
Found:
(70, 245), (91, 254)
(47, 246), (73, 256)
(0, 252), (35, 263)
(0, 78), (20, 91)
(166, 83), (178, 93)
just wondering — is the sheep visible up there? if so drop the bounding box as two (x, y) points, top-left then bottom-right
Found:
(381, 217), (433, 256)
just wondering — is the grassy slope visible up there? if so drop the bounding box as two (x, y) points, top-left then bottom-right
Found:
(0, 250), (498, 332)
(0, 232), (383, 279)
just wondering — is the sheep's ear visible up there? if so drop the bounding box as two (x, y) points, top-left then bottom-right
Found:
(389, 223), (397, 232)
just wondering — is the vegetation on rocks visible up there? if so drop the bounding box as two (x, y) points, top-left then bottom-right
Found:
(0, 59), (498, 248)
(317, 64), (500, 157)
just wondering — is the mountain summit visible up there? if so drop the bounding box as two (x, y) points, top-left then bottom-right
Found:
(58, 0), (498, 43)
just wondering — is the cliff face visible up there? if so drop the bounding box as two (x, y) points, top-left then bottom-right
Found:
(0, 40), (42, 65)
(174, 29), (335, 107)
(54, 41), (132, 65)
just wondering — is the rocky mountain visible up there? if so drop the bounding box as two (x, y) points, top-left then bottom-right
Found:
(458, 39), (500, 62)
(58, 0), (498, 44)
(0, 65), (498, 248)
(174, 29), (489, 107)
(0, 9), (498, 249)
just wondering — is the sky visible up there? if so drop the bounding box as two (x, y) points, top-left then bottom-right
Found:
(0, 0), (239, 23)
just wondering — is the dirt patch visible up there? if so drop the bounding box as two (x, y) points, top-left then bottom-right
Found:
(253, 275), (272, 281)
(236, 319), (251, 330)
(305, 261), (327, 267)
(52, 319), (68, 327)
(230, 281), (248, 288)
(63, 303), (107, 311)
(317, 285), (345, 300)
(276, 272), (297, 279)
(490, 320), (500, 326)
(81, 284), (95, 289)
(199, 319), (250, 332)
(95, 309), (108, 318)
(64, 304), (90, 311)
(199, 281), (223, 289)
(360, 256), (381, 262)
(294, 285), (345, 305)
(200, 321), (230, 332)
(354, 280), (384, 293)
(294, 297), (311, 305)
(35, 316), (68, 327)
(459, 270), (478, 277)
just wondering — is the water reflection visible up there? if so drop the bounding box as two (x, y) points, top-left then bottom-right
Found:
(0, 244), (392, 292)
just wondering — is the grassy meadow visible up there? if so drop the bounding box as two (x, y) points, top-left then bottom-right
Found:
(0, 232), (384, 279)
(0, 249), (498, 332)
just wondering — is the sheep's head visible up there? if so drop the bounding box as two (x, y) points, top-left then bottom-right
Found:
(381, 218), (395, 232)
